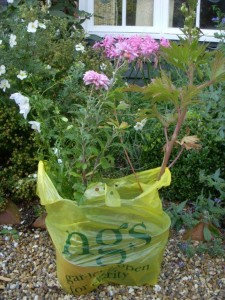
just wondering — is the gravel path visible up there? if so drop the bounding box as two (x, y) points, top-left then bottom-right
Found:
(0, 207), (224, 300)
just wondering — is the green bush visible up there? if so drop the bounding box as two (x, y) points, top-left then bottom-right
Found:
(0, 0), (117, 204)
(0, 0), (92, 208)
(0, 102), (38, 210)
(162, 84), (225, 202)
(119, 84), (225, 202)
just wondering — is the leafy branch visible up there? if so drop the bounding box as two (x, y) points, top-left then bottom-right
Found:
(126, 0), (225, 179)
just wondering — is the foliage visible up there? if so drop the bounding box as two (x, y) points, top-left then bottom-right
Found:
(0, 0), (128, 202)
(0, 0), (91, 205)
(125, 0), (225, 181)
(1, 0), (225, 225)
(167, 167), (225, 257)
(160, 88), (225, 202)
(0, 0), (91, 25)
(0, 102), (38, 209)
(212, 4), (225, 47)
(178, 238), (224, 258)
(167, 167), (225, 237)
(0, 225), (19, 240)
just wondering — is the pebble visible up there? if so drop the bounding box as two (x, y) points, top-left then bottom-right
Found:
(0, 225), (224, 299)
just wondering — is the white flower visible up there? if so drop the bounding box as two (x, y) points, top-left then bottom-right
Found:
(134, 118), (147, 131)
(100, 63), (107, 71)
(46, 0), (52, 7)
(66, 125), (73, 130)
(29, 121), (41, 133)
(141, 118), (147, 126)
(10, 92), (30, 119)
(39, 23), (46, 29)
(7, 0), (14, 3)
(17, 70), (27, 80)
(153, 285), (162, 293)
(46, 65), (51, 69)
(53, 147), (60, 156)
(57, 159), (63, 164)
(0, 65), (6, 76)
(27, 20), (39, 33)
(3, 225), (12, 230)
(0, 79), (10, 92)
(9, 34), (17, 48)
(0, 40), (2, 45)
(75, 43), (85, 53)
(61, 117), (68, 122)
(28, 173), (37, 179)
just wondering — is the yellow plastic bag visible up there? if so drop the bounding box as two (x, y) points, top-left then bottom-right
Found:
(37, 161), (171, 296)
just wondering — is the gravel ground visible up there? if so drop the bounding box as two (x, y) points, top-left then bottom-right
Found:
(0, 206), (224, 300)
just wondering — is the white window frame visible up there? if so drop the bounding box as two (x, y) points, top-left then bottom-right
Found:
(79, 0), (222, 42)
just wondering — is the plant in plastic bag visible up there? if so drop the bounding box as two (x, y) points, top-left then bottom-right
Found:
(2, 0), (225, 295)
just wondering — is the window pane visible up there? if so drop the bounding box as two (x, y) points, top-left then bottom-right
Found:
(200, 0), (225, 29)
(128, 0), (154, 26)
(94, 0), (122, 26)
(169, 0), (186, 27)
(169, 0), (225, 29)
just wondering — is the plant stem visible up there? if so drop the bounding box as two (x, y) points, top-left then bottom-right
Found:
(41, 80), (62, 96)
(113, 109), (143, 193)
(168, 145), (185, 169)
(158, 107), (187, 179)
(119, 135), (143, 193)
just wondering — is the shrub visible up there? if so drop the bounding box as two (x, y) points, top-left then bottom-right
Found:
(0, 0), (91, 207)
(121, 92), (225, 202)
(0, 102), (38, 210)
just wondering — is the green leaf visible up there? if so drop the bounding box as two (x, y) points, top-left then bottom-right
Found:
(213, 169), (221, 181)
(116, 101), (130, 110)
(161, 39), (209, 71)
(210, 51), (225, 82)
(100, 157), (111, 170)
(69, 171), (82, 178)
(0, 5), (7, 13)
(123, 84), (144, 93)
(176, 200), (188, 213)
(203, 225), (212, 241)
(49, 9), (69, 18)
(13, 0), (22, 6)
(82, 163), (88, 171)
(208, 223), (221, 238)
(142, 73), (180, 105)
(180, 85), (201, 106)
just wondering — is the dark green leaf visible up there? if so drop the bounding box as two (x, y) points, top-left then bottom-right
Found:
(49, 9), (69, 18)
(203, 225), (212, 241)
(176, 200), (188, 213)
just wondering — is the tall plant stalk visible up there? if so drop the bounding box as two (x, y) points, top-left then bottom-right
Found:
(127, 0), (225, 181)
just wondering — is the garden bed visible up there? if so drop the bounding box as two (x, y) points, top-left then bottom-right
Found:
(0, 203), (224, 300)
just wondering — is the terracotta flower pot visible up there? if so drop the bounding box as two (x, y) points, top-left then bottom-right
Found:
(0, 200), (21, 225)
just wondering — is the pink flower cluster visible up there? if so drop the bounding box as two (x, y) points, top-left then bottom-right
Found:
(160, 37), (170, 48)
(83, 70), (110, 90)
(93, 35), (170, 63)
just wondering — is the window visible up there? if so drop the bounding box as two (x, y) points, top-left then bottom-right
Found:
(79, 0), (225, 42)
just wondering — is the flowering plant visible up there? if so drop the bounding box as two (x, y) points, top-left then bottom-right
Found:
(1, 0), (225, 202)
